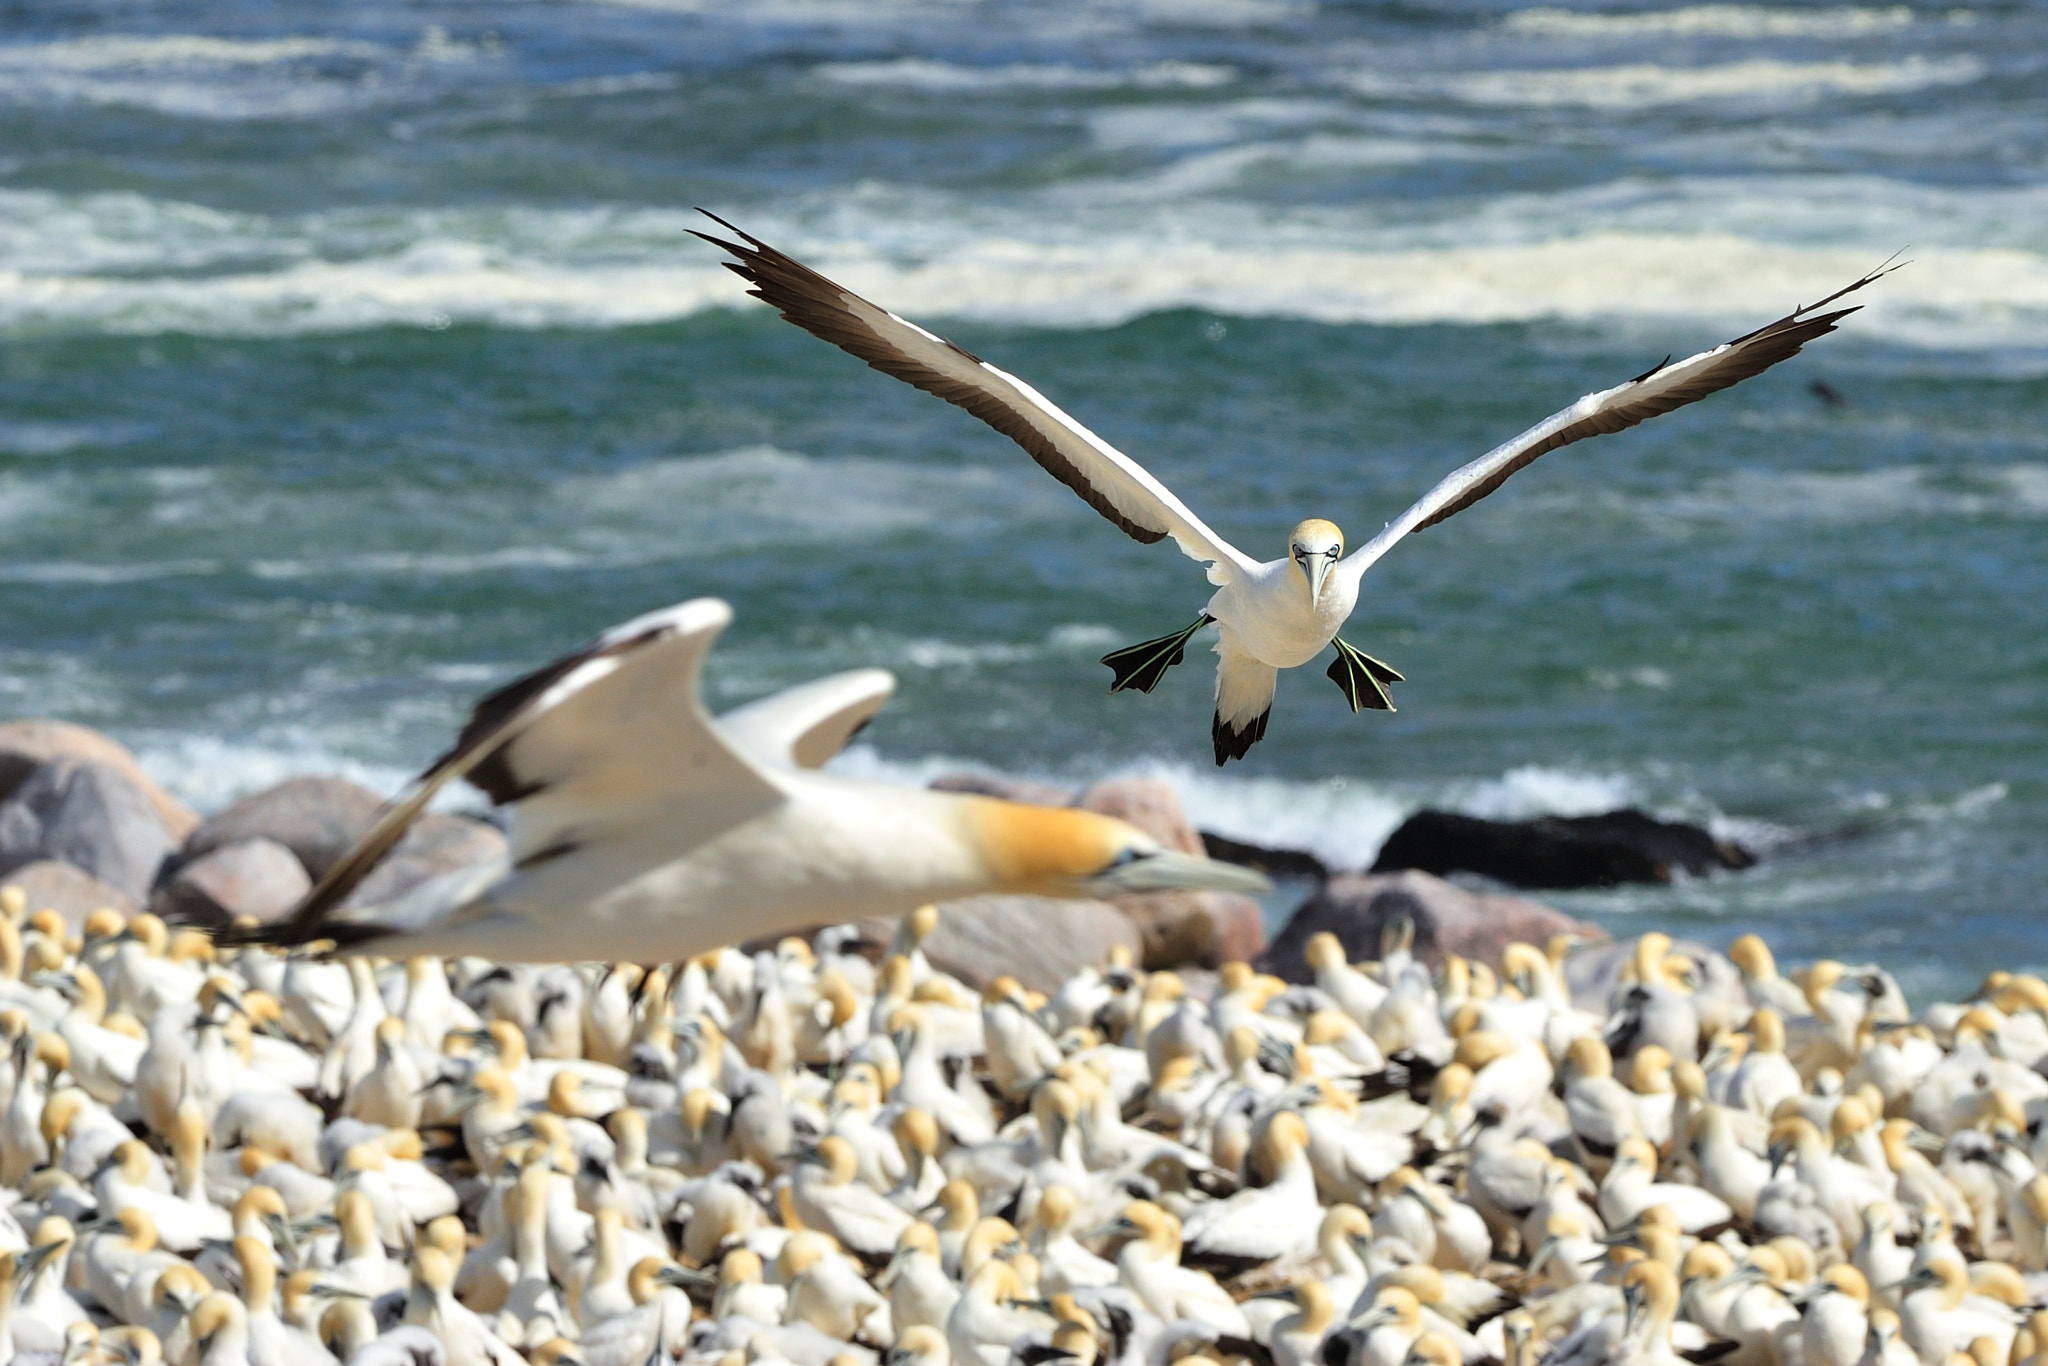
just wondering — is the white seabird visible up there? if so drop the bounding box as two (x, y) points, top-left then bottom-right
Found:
(695, 213), (1896, 763)
(231, 597), (1267, 961)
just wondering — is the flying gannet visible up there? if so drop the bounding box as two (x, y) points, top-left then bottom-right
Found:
(694, 214), (1895, 763)
(226, 598), (1267, 962)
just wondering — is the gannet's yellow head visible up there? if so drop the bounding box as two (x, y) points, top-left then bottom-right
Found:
(1289, 518), (1344, 608)
(964, 799), (1270, 900)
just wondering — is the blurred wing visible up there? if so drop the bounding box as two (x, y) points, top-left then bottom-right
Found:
(694, 213), (1256, 585)
(260, 599), (783, 940)
(719, 668), (896, 771)
(1344, 261), (1900, 577)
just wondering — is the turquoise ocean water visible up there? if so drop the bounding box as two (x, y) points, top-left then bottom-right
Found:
(1, 0), (2044, 998)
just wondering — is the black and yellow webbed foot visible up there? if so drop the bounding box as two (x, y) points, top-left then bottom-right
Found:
(1101, 615), (1213, 695)
(1327, 636), (1404, 713)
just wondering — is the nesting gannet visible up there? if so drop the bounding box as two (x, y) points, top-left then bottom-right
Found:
(228, 598), (1265, 960)
(695, 214), (1894, 762)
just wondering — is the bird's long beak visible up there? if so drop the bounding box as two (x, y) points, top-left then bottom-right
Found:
(1297, 548), (1335, 609)
(1085, 849), (1271, 898)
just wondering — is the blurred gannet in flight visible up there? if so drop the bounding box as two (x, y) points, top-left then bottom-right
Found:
(695, 213), (1895, 763)
(230, 598), (1267, 961)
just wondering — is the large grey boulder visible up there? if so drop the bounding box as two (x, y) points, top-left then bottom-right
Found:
(919, 896), (1142, 993)
(1, 859), (137, 927)
(1259, 869), (1604, 982)
(0, 759), (175, 903)
(152, 837), (312, 928)
(0, 720), (197, 839)
(346, 814), (508, 909)
(181, 775), (386, 880)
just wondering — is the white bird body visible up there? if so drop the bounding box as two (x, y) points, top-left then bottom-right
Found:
(699, 216), (1892, 763)
(237, 600), (1266, 963)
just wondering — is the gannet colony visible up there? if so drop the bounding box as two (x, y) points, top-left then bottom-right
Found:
(3, 753), (2047, 1366)
(7, 248), (2026, 1366)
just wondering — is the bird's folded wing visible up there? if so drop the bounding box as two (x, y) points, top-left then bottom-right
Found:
(718, 668), (896, 771)
(1346, 260), (1901, 577)
(694, 213), (1256, 585)
(269, 599), (784, 938)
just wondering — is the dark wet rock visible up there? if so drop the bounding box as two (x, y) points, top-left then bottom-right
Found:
(0, 759), (175, 903)
(182, 775), (387, 881)
(0, 720), (197, 840)
(1199, 831), (1328, 881)
(153, 837), (312, 928)
(343, 814), (508, 909)
(1371, 808), (1754, 889)
(0, 858), (138, 926)
(919, 895), (1143, 993)
(928, 772), (1076, 807)
(1258, 869), (1604, 981)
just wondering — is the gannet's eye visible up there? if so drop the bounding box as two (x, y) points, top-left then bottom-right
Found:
(1110, 847), (1154, 868)
(1328, 546), (1343, 558)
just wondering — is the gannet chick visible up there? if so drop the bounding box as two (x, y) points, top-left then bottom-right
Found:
(231, 599), (1267, 960)
(701, 219), (1889, 762)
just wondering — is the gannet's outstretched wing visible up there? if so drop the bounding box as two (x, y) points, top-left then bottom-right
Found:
(240, 598), (784, 945)
(693, 213), (1257, 585)
(1342, 261), (1900, 580)
(719, 668), (895, 771)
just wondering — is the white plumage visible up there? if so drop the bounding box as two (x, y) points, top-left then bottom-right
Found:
(697, 214), (1896, 763)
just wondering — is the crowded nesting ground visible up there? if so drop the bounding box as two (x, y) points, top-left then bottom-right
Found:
(0, 888), (2042, 1366)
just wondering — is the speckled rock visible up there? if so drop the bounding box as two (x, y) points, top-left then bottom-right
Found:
(921, 896), (1143, 993)
(1259, 868), (1604, 981)
(0, 758), (175, 903)
(152, 836), (312, 928)
(345, 813), (508, 908)
(181, 775), (387, 880)
(0, 858), (138, 925)
(0, 719), (196, 839)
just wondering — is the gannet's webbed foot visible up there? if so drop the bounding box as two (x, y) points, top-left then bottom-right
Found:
(1101, 615), (1213, 695)
(1327, 636), (1404, 713)
(1212, 708), (1270, 766)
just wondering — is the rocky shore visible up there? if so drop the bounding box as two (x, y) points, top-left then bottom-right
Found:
(0, 718), (1620, 996)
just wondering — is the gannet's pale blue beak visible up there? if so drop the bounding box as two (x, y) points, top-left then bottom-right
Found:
(1296, 546), (1336, 609)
